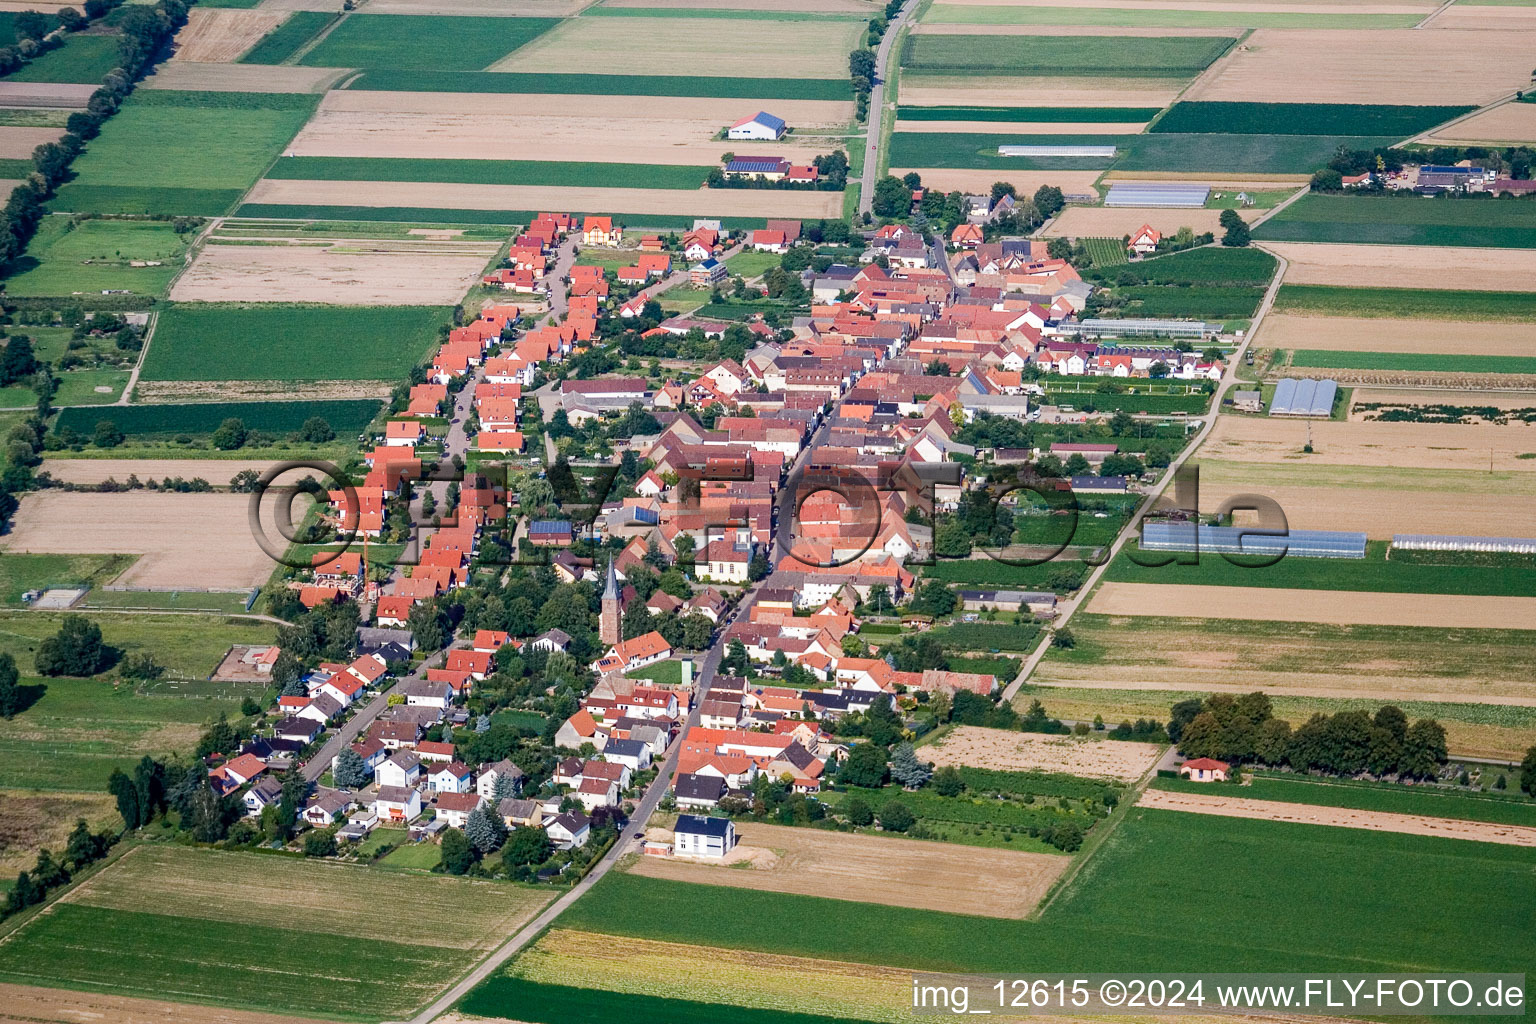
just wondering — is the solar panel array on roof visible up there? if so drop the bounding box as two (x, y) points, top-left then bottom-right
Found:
(1393, 534), (1536, 555)
(998, 145), (1116, 158)
(1105, 183), (1211, 208)
(1270, 377), (1337, 417)
(1142, 523), (1367, 559)
(725, 158), (787, 174)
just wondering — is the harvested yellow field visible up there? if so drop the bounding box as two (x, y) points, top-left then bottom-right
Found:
(1259, 314), (1536, 356)
(1090, 582), (1536, 629)
(895, 119), (1149, 134)
(900, 74), (1187, 107)
(171, 236), (498, 305)
(925, 725), (1161, 782)
(893, 167), (1104, 196)
(1350, 387), (1536, 410)
(1043, 205), (1233, 237)
(1270, 241), (1536, 292)
(1188, 30), (1536, 104)
(169, 8), (286, 63)
(140, 62), (348, 93)
(0, 125), (61, 159)
(1200, 415), (1536, 470)
(248, 178), (846, 218)
(1429, 3), (1536, 31)
(493, 16), (861, 77)
(0, 791), (119, 879)
(511, 929), (919, 1024)
(320, 88), (853, 125)
(66, 845), (553, 951)
(0, 491), (274, 589)
(628, 820), (1065, 917)
(1141, 789), (1536, 847)
(1428, 102), (1536, 145)
(0, 985), (347, 1024)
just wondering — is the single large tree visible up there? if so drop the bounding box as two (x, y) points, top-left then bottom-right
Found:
(34, 615), (106, 677)
(464, 804), (507, 854)
(0, 652), (21, 718)
(888, 742), (932, 789)
(333, 748), (369, 790)
(839, 742), (890, 789)
(440, 827), (476, 875)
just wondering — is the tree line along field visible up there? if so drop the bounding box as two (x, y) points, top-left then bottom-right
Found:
(54, 399), (383, 439)
(1150, 102), (1474, 136)
(1152, 774), (1536, 827)
(1273, 284), (1536, 322)
(468, 809), (1536, 1022)
(1289, 349), (1536, 375)
(1, 217), (190, 299)
(900, 34), (1235, 76)
(238, 11), (336, 65)
(139, 304), (446, 382)
(298, 14), (560, 71)
(1255, 195), (1536, 248)
(266, 156), (714, 190)
(50, 91), (319, 219)
(1103, 541), (1536, 598)
(347, 69), (854, 100)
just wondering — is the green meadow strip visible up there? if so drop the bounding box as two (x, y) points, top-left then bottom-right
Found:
(266, 156), (712, 189)
(348, 70), (859, 99)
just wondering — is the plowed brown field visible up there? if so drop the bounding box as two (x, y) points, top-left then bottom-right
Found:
(1090, 582), (1536, 628)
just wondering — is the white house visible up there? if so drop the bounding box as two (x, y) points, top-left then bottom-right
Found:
(673, 814), (735, 858)
(374, 785), (422, 824)
(376, 751), (421, 790)
(575, 776), (619, 811)
(426, 761), (474, 794)
(1178, 757), (1230, 782)
(476, 759), (525, 800)
(1128, 224), (1161, 256)
(601, 738), (652, 773)
(433, 791), (481, 828)
(727, 111), (786, 141)
(242, 778), (282, 817)
(546, 811), (591, 849)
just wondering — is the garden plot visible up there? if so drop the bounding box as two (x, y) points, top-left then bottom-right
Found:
(1186, 29), (1536, 104)
(923, 726), (1160, 782)
(901, 75), (1186, 108)
(1090, 582), (1536, 629)
(1042, 205), (1231, 237)
(0, 491), (273, 590)
(1427, 102), (1536, 145)
(628, 821), (1065, 917)
(1268, 242), (1536, 292)
(246, 177), (845, 218)
(169, 8), (287, 63)
(0, 124), (60, 157)
(141, 63), (348, 93)
(1140, 789), (1536, 847)
(1201, 415), (1536, 471)
(1259, 315), (1536, 356)
(490, 16), (862, 78)
(171, 234), (498, 305)
(891, 167), (1103, 196)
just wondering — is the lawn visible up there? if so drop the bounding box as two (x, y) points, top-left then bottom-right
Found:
(9, 34), (121, 83)
(299, 14), (560, 70)
(1273, 284), (1536, 322)
(380, 839), (441, 870)
(1255, 194), (1536, 248)
(1150, 774), (1536, 826)
(349, 69), (853, 99)
(238, 10), (336, 64)
(550, 809), (1536, 975)
(901, 34), (1235, 76)
(54, 398), (383, 438)
(723, 250), (782, 279)
(0, 553), (135, 606)
(626, 659), (688, 685)
(139, 304), (446, 382)
(1289, 349), (1536, 375)
(1151, 102), (1474, 136)
(1105, 540), (1536, 597)
(266, 156), (713, 190)
(2, 217), (189, 298)
(51, 369), (129, 405)
(50, 91), (318, 218)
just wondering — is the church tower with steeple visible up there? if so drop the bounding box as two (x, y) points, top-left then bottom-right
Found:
(599, 558), (622, 646)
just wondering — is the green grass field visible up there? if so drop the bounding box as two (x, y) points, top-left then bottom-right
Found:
(723, 250), (782, 278)
(898, 105), (1161, 122)
(1255, 194), (1536, 248)
(234, 203), (771, 231)
(1272, 284), (1536, 322)
(921, 557), (1087, 590)
(890, 132), (1120, 170)
(299, 14), (559, 70)
(51, 91), (317, 218)
(79, 589), (254, 614)
(923, 3), (1423, 27)
(1087, 245), (1276, 285)
(1289, 349), (1536, 375)
(545, 809), (1536, 976)
(1113, 284), (1265, 318)
(266, 156), (712, 190)
(2, 217), (189, 298)
(1105, 540), (1536, 597)
(1151, 102), (1474, 136)
(54, 398), (382, 438)
(139, 304), (445, 382)
(901, 34), (1235, 76)
(888, 131), (1389, 173)
(923, 621), (1042, 652)
(9, 34), (121, 83)
(1152, 774), (1536, 826)
(349, 69), (852, 99)
(51, 369), (129, 405)
(238, 10), (336, 64)
(0, 553), (135, 606)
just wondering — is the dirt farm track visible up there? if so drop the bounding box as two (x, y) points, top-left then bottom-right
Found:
(1141, 789), (1536, 847)
(628, 821), (1066, 918)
